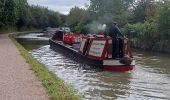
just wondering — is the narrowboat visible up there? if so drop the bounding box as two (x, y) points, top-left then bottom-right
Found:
(49, 30), (135, 71)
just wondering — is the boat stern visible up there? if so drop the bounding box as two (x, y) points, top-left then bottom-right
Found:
(103, 59), (135, 71)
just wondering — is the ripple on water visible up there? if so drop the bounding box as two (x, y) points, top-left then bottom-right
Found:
(29, 45), (170, 100)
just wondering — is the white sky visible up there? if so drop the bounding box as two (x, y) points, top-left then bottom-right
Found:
(27, 0), (90, 15)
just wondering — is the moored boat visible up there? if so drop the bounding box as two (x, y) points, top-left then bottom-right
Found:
(49, 30), (135, 71)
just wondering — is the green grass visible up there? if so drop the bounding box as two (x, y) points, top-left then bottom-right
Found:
(9, 32), (80, 100)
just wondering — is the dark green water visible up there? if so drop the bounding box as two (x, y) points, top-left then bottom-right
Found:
(17, 33), (170, 100)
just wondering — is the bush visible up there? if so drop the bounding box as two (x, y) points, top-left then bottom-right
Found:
(122, 21), (158, 50)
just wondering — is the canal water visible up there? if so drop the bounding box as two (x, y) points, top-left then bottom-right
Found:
(17, 33), (170, 100)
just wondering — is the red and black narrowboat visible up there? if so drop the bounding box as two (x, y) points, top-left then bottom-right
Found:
(49, 30), (135, 71)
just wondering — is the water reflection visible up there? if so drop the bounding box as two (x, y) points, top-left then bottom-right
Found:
(17, 33), (170, 100)
(30, 45), (132, 99)
(16, 33), (49, 50)
(134, 51), (170, 75)
(16, 33), (49, 40)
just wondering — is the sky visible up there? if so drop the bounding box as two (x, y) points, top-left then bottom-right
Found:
(27, 0), (90, 15)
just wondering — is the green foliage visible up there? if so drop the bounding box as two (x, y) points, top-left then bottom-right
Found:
(48, 12), (61, 27)
(0, 0), (4, 26)
(65, 0), (134, 33)
(66, 7), (89, 33)
(1, 0), (169, 53)
(74, 22), (84, 33)
(25, 5), (61, 29)
(15, 0), (31, 28)
(0, 0), (18, 26)
(132, 1), (146, 23)
(64, 0), (169, 53)
(120, 0), (170, 53)
(0, 0), (62, 30)
(156, 1), (170, 40)
(123, 19), (169, 52)
(132, 0), (158, 23)
(88, 0), (133, 26)
(60, 14), (67, 26)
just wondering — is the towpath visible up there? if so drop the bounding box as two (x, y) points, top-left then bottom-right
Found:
(0, 34), (49, 100)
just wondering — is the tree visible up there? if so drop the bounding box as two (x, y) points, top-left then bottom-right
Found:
(60, 14), (67, 26)
(0, 0), (63, 30)
(133, 0), (157, 23)
(66, 7), (89, 32)
(0, 0), (4, 26)
(156, 0), (170, 40)
(88, 0), (134, 26)
(48, 11), (61, 27)
(15, 0), (30, 28)
(29, 5), (61, 28)
(0, 0), (18, 27)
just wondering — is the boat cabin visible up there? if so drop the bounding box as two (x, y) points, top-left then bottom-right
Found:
(52, 31), (132, 60)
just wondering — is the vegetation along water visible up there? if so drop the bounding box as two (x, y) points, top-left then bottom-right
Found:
(0, 0), (169, 53)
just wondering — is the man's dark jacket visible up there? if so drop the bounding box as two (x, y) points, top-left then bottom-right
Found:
(108, 25), (124, 38)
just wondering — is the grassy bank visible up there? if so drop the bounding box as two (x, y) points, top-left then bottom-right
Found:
(9, 32), (80, 100)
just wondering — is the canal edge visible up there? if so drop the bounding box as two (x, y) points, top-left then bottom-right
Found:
(9, 32), (81, 100)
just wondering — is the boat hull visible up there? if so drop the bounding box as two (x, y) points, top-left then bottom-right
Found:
(49, 39), (135, 71)
(49, 39), (103, 67)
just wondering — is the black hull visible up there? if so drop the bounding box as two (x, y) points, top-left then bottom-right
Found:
(49, 39), (103, 68)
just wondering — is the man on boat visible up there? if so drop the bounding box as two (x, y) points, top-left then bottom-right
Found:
(108, 22), (124, 59)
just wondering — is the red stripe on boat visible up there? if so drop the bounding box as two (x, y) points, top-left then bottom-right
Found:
(104, 65), (134, 71)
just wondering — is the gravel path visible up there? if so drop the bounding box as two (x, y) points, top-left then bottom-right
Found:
(0, 34), (49, 100)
